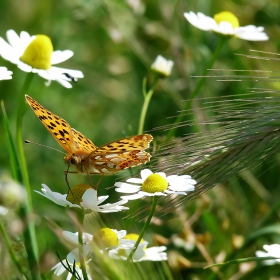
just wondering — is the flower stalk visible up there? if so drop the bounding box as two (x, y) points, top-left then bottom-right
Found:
(0, 219), (30, 279)
(138, 76), (159, 135)
(127, 196), (158, 261)
(77, 211), (88, 280)
(15, 72), (40, 279)
(166, 37), (226, 141)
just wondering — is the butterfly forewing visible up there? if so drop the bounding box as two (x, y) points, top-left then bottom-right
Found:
(25, 95), (97, 155)
(71, 128), (97, 153)
(25, 95), (153, 176)
(25, 95), (74, 153)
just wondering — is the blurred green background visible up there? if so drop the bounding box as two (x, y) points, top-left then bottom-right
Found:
(1, 0), (280, 279)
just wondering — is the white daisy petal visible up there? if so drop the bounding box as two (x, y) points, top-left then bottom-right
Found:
(256, 244), (280, 265)
(62, 231), (93, 246)
(141, 169), (153, 180)
(51, 50), (73, 64)
(168, 184), (195, 192)
(96, 195), (109, 205)
(17, 63), (32, 72)
(115, 183), (141, 193)
(54, 76), (73, 88)
(121, 193), (145, 200)
(155, 172), (166, 178)
(0, 67), (13, 80)
(141, 246), (168, 261)
(126, 178), (144, 184)
(80, 189), (98, 208)
(7, 30), (21, 48)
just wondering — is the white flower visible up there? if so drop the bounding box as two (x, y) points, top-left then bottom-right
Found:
(114, 169), (196, 200)
(256, 244), (280, 265)
(36, 184), (128, 213)
(184, 11), (268, 41)
(151, 55), (174, 77)
(0, 176), (26, 209)
(141, 246), (168, 261)
(0, 30), (83, 88)
(62, 231), (93, 245)
(52, 251), (92, 280)
(0, 67), (12, 80)
(109, 240), (147, 261)
(0, 206), (8, 215)
(109, 233), (167, 262)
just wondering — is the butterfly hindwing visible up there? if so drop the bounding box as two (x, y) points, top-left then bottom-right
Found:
(86, 134), (153, 174)
(96, 134), (153, 153)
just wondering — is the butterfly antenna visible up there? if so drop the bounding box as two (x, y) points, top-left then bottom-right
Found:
(24, 140), (66, 155)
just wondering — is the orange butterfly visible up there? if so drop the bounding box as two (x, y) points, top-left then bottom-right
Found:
(25, 95), (153, 177)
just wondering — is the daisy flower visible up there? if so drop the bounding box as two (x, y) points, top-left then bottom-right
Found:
(151, 55), (174, 77)
(36, 184), (128, 213)
(184, 11), (268, 41)
(0, 30), (83, 88)
(114, 169), (196, 200)
(109, 233), (167, 262)
(52, 250), (92, 280)
(0, 67), (12, 80)
(256, 244), (280, 265)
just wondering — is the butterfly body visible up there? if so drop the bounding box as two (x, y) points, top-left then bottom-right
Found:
(25, 95), (153, 176)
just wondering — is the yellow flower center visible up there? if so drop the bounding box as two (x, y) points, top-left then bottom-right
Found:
(214, 11), (239, 28)
(93, 228), (119, 249)
(141, 174), (168, 193)
(124, 233), (144, 243)
(66, 184), (91, 204)
(20, 35), (53, 70)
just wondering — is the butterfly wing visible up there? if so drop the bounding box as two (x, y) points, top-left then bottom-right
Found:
(71, 128), (97, 154)
(85, 134), (153, 175)
(25, 95), (97, 154)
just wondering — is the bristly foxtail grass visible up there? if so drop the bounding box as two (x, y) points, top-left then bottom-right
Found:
(126, 91), (280, 219)
(123, 50), (280, 220)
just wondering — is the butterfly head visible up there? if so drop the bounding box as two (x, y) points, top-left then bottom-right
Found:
(64, 154), (83, 170)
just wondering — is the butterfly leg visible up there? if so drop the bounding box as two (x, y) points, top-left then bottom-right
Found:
(64, 165), (72, 189)
(95, 174), (104, 191)
(64, 168), (80, 204)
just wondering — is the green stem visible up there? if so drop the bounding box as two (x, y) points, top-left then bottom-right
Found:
(0, 219), (30, 279)
(16, 72), (40, 279)
(138, 76), (159, 135)
(166, 37), (226, 141)
(127, 196), (158, 261)
(77, 211), (88, 280)
(205, 256), (280, 269)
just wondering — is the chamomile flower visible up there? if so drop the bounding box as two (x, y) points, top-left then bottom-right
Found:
(0, 30), (83, 88)
(36, 184), (128, 213)
(184, 11), (268, 41)
(114, 169), (196, 200)
(109, 233), (167, 262)
(0, 67), (12, 80)
(151, 55), (174, 77)
(256, 244), (280, 265)
(52, 249), (92, 280)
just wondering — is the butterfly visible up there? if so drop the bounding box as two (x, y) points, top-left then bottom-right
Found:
(25, 95), (153, 177)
